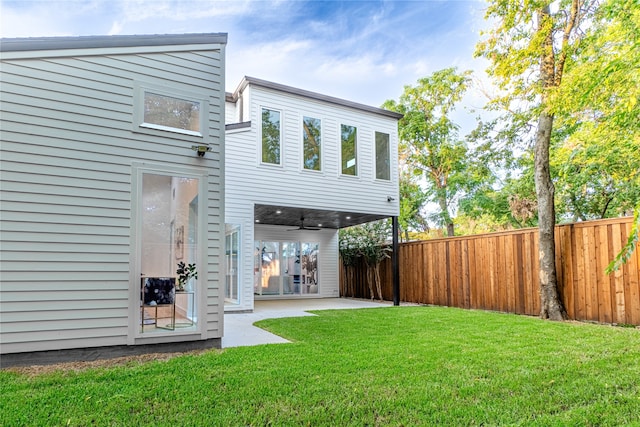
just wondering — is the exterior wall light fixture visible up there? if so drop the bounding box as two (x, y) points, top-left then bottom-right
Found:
(191, 145), (212, 157)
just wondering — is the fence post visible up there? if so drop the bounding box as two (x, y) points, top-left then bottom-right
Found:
(392, 216), (400, 306)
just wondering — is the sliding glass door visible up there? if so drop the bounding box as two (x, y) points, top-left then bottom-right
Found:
(254, 240), (319, 297)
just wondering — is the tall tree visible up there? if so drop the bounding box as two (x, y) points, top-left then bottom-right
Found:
(476, 0), (599, 320)
(383, 68), (472, 237)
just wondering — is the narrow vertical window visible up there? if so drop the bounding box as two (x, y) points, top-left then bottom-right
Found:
(303, 116), (321, 171)
(341, 124), (357, 176)
(375, 131), (390, 180)
(262, 108), (281, 165)
(225, 224), (240, 304)
(139, 173), (199, 333)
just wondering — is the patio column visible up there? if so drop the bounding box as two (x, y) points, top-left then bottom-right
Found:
(392, 216), (400, 306)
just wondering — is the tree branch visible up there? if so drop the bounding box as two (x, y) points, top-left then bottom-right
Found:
(555, 0), (581, 86)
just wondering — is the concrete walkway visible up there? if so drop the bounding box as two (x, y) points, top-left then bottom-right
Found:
(222, 298), (389, 348)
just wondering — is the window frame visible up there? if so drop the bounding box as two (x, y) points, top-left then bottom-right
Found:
(133, 82), (208, 138)
(374, 131), (391, 181)
(129, 162), (209, 343)
(224, 223), (242, 305)
(340, 123), (358, 177)
(301, 115), (323, 173)
(260, 107), (283, 166)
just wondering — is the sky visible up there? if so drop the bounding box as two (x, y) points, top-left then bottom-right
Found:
(0, 0), (492, 133)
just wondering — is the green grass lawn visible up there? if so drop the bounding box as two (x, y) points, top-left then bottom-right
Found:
(2, 306), (640, 426)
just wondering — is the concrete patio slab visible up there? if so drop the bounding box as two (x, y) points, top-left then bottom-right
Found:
(222, 298), (389, 348)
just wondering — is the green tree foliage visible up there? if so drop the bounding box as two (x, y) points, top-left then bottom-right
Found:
(398, 171), (429, 241)
(552, 0), (640, 220)
(383, 68), (476, 237)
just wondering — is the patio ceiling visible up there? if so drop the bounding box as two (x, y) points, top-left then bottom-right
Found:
(254, 204), (390, 229)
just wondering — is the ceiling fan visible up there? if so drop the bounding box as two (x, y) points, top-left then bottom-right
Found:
(288, 217), (321, 231)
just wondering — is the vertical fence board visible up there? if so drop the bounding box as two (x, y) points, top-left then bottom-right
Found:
(587, 226), (599, 322)
(449, 241), (458, 307)
(441, 242), (450, 306)
(479, 238), (486, 309)
(504, 234), (514, 313)
(610, 223), (626, 324)
(574, 227), (587, 320)
(512, 234), (523, 314)
(462, 240), (471, 308)
(425, 242), (434, 304)
(522, 232), (533, 315)
(533, 231), (541, 315)
(433, 242), (441, 305)
(487, 237), (500, 310)
(626, 221), (640, 325)
(419, 244), (427, 304)
(470, 239), (478, 309)
(596, 224), (612, 323)
(555, 226), (565, 312)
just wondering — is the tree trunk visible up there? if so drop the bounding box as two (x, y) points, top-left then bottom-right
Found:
(366, 268), (375, 301)
(373, 263), (383, 301)
(437, 196), (455, 237)
(535, 5), (568, 321)
(535, 113), (567, 321)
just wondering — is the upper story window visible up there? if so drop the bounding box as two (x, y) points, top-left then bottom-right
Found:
(303, 116), (321, 171)
(375, 131), (391, 180)
(261, 108), (281, 165)
(340, 124), (357, 176)
(134, 83), (207, 138)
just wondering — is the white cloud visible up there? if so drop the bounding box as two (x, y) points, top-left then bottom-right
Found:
(108, 20), (124, 36)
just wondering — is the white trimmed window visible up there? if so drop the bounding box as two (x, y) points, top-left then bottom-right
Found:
(302, 116), (321, 171)
(340, 124), (357, 176)
(375, 131), (391, 180)
(134, 83), (207, 137)
(261, 108), (281, 165)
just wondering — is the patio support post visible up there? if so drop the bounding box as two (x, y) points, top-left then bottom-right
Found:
(392, 216), (400, 306)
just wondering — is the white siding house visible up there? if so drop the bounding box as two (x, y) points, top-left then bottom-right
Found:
(224, 77), (401, 312)
(0, 34), (227, 364)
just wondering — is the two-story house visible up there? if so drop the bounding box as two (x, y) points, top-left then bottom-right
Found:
(0, 34), (400, 365)
(224, 77), (401, 312)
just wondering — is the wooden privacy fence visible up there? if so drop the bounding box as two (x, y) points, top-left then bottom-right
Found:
(340, 217), (640, 325)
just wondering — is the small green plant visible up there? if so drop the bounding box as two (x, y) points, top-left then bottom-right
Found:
(176, 261), (197, 291)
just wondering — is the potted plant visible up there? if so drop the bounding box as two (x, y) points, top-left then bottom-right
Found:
(176, 261), (198, 292)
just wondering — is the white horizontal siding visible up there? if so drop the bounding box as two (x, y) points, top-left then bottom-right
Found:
(225, 100), (238, 124)
(224, 83), (398, 310)
(226, 85), (399, 217)
(0, 45), (225, 353)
